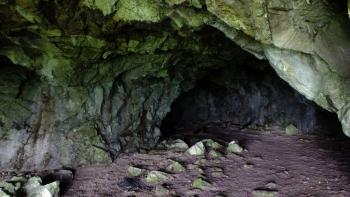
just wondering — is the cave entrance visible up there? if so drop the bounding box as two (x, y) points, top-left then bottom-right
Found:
(160, 52), (343, 141)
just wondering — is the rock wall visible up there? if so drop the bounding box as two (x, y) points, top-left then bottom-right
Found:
(0, 0), (349, 170)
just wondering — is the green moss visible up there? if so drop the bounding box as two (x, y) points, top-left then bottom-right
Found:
(170, 8), (212, 28)
(81, 0), (118, 15)
(15, 5), (41, 23)
(113, 0), (169, 22)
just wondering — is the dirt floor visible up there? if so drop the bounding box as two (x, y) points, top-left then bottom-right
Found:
(65, 125), (350, 197)
(64, 127), (350, 197)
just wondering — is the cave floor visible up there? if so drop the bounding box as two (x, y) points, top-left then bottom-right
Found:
(64, 127), (350, 197)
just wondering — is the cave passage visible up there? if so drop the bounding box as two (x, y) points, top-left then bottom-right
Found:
(161, 55), (343, 139)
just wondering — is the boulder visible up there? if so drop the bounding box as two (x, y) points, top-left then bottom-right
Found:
(145, 171), (171, 184)
(0, 190), (10, 197)
(227, 141), (243, 154)
(208, 150), (224, 158)
(192, 178), (210, 189)
(0, 182), (15, 195)
(252, 190), (278, 197)
(158, 139), (189, 151)
(187, 141), (206, 156)
(202, 139), (223, 149)
(127, 166), (144, 177)
(166, 161), (185, 173)
(155, 185), (171, 196)
(24, 177), (60, 197)
(285, 124), (299, 135)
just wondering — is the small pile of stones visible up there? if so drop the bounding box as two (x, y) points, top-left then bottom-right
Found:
(0, 175), (60, 197)
(125, 138), (245, 195)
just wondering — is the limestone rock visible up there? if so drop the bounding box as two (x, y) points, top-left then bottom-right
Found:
(127, 166), (144, 177)
(285, 124), (299, 135)
(187, 141), (206, 156)
(208, 150), (224, 158)
(252, 190), (278, 197)
(166, 161), (185, 173)
(192, 178), (210, 189)
(24, 177), (60, 197)
(0, 190), (10, 197)
(145, 171), (171, 184)
(159, 139), (189, 151)
(0, 0), (350, 171)
(44, 181), (60, 197)
(265, 182), (278, 190)
(227, 141), (243, 154)
(8, 176), (26, 183)
(0, 182), (15, 195)
(203, 139), (223, 149)
(155, 185), (170, 196)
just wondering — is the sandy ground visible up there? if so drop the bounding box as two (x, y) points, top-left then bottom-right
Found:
(64, 127), (350, 197)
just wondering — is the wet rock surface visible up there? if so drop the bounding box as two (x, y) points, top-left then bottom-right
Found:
(63, 129), (350, 197)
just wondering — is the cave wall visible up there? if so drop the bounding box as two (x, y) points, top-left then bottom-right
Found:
(0, 0), (349, 170)
(162, 59), (342, 135)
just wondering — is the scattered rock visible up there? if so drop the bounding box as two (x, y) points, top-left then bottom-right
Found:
(285, 124), (299, 135)
(243, 163), (254, 170)
(208, 150), (224, 158)
(187, 141), (206, 156)
(227, 141), (243, 154)
(24, 176), (60, 197)
(166, 161), (185, 173)
(192, 178), (210, 189)
(252, 190), (278, 197)
(0, 190), (10, 197)
(194, 158), (207, 165)
(0, 181), (15, 195)
(265, 182), (278, 190)
(210, 167), (227, 178)
(128, 166), (144, 177)
(211, 171), (226, 178)
(187, 164), (204, 174)
(44, 181), (60, 197)
(8, 176), (26, 183)
(155, 185), (170, 196)
(145, 171), (171, 184)
(159, 139), (189, 151)
(203, 139), (223, 149)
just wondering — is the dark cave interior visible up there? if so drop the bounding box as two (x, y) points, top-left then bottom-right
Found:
(161, 56), (343, 139)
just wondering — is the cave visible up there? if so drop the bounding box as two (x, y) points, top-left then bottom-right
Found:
(1, 0), (350, 196)
(161, 56), (343, 139)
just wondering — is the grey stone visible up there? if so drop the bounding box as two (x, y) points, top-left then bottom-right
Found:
(0, 190), (10, 197)
(192, 178), (210, 189)
(227, 141), (243, 154)
(252, 190), (278, 197)
(208, 150), (224, 158)
(159, 139), (189, 151)
(166, 161), (185, 173)
(285, 124), (299, 135)
(127, 166), (144, 177)
(187, 141), (206, 156)
(155, 185), (170, 196)
(0, 182), (15, 195)
(202, 139), (223, 149)
(145, 171), (171, 184)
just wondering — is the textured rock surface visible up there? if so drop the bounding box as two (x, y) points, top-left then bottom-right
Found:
(0, 0), (349, 170)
